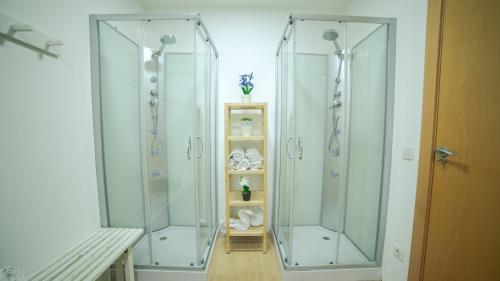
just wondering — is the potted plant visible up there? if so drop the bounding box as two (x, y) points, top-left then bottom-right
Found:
(240, 117), (253, 137)
(239, 176), (251, 201)
(242, 185), (251, 201)
(239, 72), (254, 103)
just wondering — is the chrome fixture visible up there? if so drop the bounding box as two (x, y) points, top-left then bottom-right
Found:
(331, 99), (342, 108)
(151, 34), (176, 58)
(322, 29), (342, 56)
(435, 146), (457, 166)
(150, 34), (176, 157)
(8, 24), (32, 35)
(323, 28), (344, 157)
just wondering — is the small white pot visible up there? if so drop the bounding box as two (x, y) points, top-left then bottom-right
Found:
(241, 121), (253, 137)
(241, 94), (251, 103)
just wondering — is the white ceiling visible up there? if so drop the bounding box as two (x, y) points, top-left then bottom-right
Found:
(140, 0), (350, 10)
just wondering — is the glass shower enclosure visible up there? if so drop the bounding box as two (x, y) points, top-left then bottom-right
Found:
(89, 13), (218, 269)
(273, 14), (396, 270)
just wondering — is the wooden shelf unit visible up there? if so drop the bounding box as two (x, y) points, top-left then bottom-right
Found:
(224, 103), (267, 253)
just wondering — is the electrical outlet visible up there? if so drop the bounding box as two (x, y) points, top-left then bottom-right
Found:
(392, 244), (404, 262)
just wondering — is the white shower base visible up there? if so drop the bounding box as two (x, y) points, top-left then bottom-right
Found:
(280, 226), (368, 266)
(134, 226), (198, 267)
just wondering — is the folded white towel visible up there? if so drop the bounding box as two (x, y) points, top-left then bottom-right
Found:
(248, 161), (262, 171)
(249, 207), (264, 227)
(228, 208), (263, 231)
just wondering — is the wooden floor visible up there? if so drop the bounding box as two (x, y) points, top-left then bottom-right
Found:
(208, 234), (282, 281)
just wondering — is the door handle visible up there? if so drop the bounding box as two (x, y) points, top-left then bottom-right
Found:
(186, 137), (192, 160)
(196, 136), (204, 159)
(286, 137), (294, 159)
(298, 137), (303, 160)
(434, 146), (457, 165)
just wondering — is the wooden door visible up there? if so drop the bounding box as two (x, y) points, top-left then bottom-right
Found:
(414, 0), (500, 280)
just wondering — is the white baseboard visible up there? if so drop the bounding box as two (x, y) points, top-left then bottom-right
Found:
(135, 268), (207, 281)
(282, 267), (382, 281)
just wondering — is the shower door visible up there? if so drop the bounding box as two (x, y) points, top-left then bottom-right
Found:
(194, 25), (213, 265)
(275, 23), (296, 264)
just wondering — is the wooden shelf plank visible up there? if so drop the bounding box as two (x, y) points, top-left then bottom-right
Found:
(228, 135), (265, 141)
(229, 191), (264, 207)
(228, 169), (264, 175)
(229, 226), (265, 237)
(226, 103), (266, 109)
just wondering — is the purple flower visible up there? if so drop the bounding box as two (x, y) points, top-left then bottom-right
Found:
(239, 72), (254, 95)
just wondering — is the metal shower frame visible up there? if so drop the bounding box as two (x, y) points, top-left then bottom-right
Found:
(89, 13), (219, 271)
(272, 13), (397, 271)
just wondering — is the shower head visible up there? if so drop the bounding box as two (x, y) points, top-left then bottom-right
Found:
(322, 29), (339, 41)
(160, 34), (176, 45)
(322, 29), (342, 55)
(152, 34), (176, 58)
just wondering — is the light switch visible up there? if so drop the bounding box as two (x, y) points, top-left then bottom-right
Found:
(402, 146), (414, 160)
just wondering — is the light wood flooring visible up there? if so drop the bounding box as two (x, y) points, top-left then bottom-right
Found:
(208, 234), (281, 281)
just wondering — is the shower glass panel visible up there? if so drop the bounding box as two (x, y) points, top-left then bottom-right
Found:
(97, 21), (145, 230)
(276, 24), (295, 263)
(91, 14), (218, 271)
(344, 23), (388, 262)
(273, 15), (394, 270)
(194, 26), (212, 265)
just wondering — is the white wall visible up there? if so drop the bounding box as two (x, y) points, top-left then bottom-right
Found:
(343, 1), (428, 280)
(0, 0), (142, 275)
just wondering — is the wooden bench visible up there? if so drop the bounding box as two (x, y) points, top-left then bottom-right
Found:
(27, 228), (143, 281)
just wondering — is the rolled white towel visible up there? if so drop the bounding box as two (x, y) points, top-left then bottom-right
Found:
(237, 159), (250, 170)
(246, 148), (262, 163)
(248, 161), (262, 171)
(228, 159), (238, 170)
(229, 148), (245, 163)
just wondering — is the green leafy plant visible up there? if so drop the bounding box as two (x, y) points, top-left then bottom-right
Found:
(241, 117), (252, 122)
(242, 185), (250, 193)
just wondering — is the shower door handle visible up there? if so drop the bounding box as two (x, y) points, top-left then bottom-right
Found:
(186, 137), (192, 160)
(286, 137), (294, 159)
(297, 137), (303, 160)
(196, 136), (204, 158)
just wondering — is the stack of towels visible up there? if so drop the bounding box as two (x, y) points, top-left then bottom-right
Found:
(228, 147), (263, 170)
(228, 207), (264, 231)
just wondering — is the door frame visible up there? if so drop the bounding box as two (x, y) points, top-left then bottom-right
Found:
(408, 0), (445, 280)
